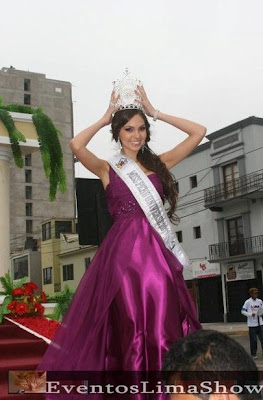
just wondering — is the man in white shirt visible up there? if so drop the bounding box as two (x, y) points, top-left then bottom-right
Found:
(241, 287), (263, 359)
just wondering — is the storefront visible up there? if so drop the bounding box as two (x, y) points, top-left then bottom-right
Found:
(222, 260), (263, 322)
(184, 260), (223, 323)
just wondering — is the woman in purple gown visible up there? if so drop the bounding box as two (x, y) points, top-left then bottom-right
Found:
(39, 76), (206, 391)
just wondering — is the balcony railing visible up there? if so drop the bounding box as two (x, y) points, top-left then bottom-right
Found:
(209, 235), (263, 261)
(204, 172), (263, 207)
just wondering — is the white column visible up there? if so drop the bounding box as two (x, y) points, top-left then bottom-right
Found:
(0, 147), (11, 278)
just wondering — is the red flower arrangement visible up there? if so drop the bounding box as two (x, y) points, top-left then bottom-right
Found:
(12, 316), (60, 340)
(7, 281), (47, 317)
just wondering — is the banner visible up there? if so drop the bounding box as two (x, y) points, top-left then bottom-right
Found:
(226, 261), (255, 282)
(192, 260), (220, 279)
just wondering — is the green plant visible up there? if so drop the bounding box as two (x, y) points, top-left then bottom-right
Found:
(46, 285), (75, 321)
(0, 101), (67, 201)
(0, 273), (28, 323)
(0, 109), (26, 168)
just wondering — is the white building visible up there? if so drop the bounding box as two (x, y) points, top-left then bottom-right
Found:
(172, 116), (263, 323)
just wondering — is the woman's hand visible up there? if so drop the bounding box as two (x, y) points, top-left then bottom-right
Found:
(101, 91), (120, 126)
(135, 85), (156, 118)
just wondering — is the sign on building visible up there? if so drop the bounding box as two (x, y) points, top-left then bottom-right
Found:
(226, 260), (255, 282)
(192, 260), (221, 279)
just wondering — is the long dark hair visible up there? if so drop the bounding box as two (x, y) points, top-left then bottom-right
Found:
(111, 109), (178, 223)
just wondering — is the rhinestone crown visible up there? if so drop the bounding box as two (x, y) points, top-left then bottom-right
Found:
(113, 68), (143, 112)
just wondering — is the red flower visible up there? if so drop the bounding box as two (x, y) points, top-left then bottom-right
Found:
(15, 302), (29, 315)
(7, 280), (47, 318)
(40, 291), (47, 303)
(12, 317), (60, 340)
(34, 303), (44, 315)
(25, 282), (38, 291)
(7, 300), (18, 311)
(12, 288), (25, 297)
(24, 286), (34, 296)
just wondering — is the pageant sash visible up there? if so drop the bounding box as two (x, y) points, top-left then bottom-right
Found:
(108, 154), (190, 268)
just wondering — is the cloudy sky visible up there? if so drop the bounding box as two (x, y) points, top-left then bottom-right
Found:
(1, 0), (263, 177)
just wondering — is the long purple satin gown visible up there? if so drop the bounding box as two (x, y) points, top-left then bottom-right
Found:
(39, 167), (201, 397)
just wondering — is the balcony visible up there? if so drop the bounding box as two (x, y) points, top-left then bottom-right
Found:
(209, 235), (263, 262)
(204, 172), (263, 208)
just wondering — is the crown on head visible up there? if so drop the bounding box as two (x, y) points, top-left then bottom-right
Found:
(113, 68), (143, 112)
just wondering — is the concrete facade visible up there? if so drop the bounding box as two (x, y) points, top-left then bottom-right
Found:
(171, 116), (263, 323)
(40, 219), (97, 294)
(10, 249), (42, 290)
(41, 218), (76, 294)
(59, 235), (97, 292)
(0, 113), (39, 278)
(0, 66), (75, 253)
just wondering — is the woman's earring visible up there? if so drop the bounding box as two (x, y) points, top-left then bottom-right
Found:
(141, 144), (146, 153)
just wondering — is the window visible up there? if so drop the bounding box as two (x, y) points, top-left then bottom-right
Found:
(26, 203), (32, 216)
(176, 231), (183, 243)
(13, 256), (28, 280)
(85, 257), (91, 270)
(42, 222), (51, 241)
(25, 154), (31, 166)
(193, 226), (201, 239)
(55, 221), (72, 238)
(26, 219), (33, 234)
(190, 175), (197, 188)
(25, 169), (32, 183)
(24, 93), (31, 105)
(63, 264), (74, 281)
(227, 216), (244, 256)
(55, 87), (62, 93)
(214, 133), (239, 150)
(43, 267), (52, 284)
(25, 186), (32, 199)
(223, 162), (239, 199)
(24, 78), (31, 91)
(175, 181), (179, 193)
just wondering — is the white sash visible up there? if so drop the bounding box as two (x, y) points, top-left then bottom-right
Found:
(108, 154), (189, 268)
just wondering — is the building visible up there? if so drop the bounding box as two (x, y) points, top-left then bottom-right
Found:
(40, 218), (97, 294)
(0, 66), (75, 254)
(10, 249), (42, 289)
(58, 234), (97, 292)
(0, 111), (39, 278)
(172, 116), (263, 323)
(41, 218), (75, 294)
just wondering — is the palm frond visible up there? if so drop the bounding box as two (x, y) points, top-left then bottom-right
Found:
(0, 295), (12, 323)
(0, 273), (14, 295)
(13, 276), (29, 289)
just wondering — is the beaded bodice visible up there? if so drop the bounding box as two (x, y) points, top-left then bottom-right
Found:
(105, 167), (164, 222)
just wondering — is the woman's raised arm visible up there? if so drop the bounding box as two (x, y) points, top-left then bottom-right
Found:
(157, 113), (207, 169)
(70, 92), (119, 178)
(135, 85), (206, 170)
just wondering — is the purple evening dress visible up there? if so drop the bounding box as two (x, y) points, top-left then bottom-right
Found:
(39, 167), (201, 398)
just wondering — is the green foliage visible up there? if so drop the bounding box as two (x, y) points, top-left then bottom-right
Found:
(46, 285), (75, 321)
(0, 109), (26, 167)
(0, 101), (67, 201)
(0, 104), (36, 114)
(0, 296), (12, 323)
(0, 273), (28, 296)
(32, 112), (66, 201)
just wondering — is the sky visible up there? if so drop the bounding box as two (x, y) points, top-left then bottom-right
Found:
(1, 0), (263, 178)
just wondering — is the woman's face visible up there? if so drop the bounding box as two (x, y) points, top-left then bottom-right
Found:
(118, 113), (147, 156)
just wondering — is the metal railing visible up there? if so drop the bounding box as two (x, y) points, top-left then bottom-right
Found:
(204, 172), (263, 207)
(209, 235), (263, 261)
